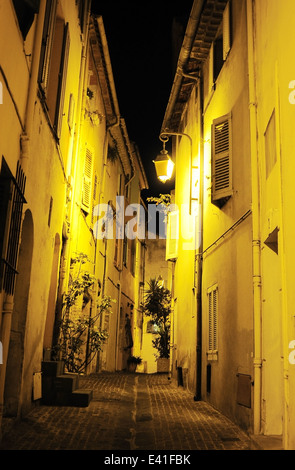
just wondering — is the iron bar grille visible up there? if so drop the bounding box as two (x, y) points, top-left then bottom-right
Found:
(1, 160), (26, 295)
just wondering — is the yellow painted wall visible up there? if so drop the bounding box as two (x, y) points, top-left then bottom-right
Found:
(201, 0), (253, 430)
(253, 0), (295, 448)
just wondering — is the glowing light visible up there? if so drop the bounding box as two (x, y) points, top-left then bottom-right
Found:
(153, 150), (175, 183)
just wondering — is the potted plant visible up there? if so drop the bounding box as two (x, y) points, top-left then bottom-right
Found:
(127, 356), (142, 373)
(143, 278), (171, 373)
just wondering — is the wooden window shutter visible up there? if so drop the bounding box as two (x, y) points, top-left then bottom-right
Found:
(212, 113), (232, 203)
(208, 285), (218, 352)
(223, 2), (231, 60)
(38, 0), (57, 92)
(208, 42), (214, 92)
(54, 22), (70, 138)
(82, 147), (93, 212)
(166, 211), (179, 260)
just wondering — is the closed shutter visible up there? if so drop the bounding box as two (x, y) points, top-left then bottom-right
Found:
(208, 285), (218, 353)
(38, 0), (57, 93)
(91, 174), (98, 225)
(208, 42), (214, 92)
(223, 2), (231, 60)
(54, 22), (70, 138)
(212, 113), (232, 202)
(82, 147), (93, 212)
(166, 210), (179, 260)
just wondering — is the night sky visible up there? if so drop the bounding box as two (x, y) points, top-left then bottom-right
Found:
(91, 1), (193, 200)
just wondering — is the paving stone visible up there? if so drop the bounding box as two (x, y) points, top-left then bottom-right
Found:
(0, 372), (252, 451)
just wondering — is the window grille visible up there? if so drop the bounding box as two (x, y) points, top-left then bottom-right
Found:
(0, 158), (26, 295)
(208, 285), (218, 354)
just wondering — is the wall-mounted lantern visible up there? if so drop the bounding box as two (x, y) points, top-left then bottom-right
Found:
(153, 136), (174, 183)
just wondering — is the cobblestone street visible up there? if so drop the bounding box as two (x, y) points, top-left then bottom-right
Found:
(0, 372), (254, 452)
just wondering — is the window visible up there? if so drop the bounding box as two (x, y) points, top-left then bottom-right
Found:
(130, 238), (136, 276)
(223, 1), (231, 60)
(211, 113), (232, 206)
(166, 210), (179, 260)
(264, 110), (277, 178)
(12, 0), (40, 40)
(81, 147), (93, 213)
(0, 158), (26, 295)
(38, 0), (70, 138)
(207, 285), (218, 357)
(208, 1), (231, 90)
(91, 173), (98, 225)
(123, 233), (128, 267)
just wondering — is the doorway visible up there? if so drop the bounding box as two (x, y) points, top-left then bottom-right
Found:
(4, 209), (34, 417)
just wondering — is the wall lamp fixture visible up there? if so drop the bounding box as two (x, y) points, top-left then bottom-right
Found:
(154, 131), (198, 214)
(153, 135), (175, 183)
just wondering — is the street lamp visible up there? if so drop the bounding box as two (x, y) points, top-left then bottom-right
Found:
(153, 136), (175, 183)
(154, 131), (198, 215)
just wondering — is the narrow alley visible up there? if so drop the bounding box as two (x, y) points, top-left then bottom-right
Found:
(0, 372), (254, 451)
(2, 0), (295, 452)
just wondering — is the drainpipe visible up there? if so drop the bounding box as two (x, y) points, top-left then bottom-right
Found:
(194, 76), (204, 401)
(246, 0), (262, 436)
(115, 281), (122, 371)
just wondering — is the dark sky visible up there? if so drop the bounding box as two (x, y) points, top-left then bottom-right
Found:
(91, 1), (193, 200)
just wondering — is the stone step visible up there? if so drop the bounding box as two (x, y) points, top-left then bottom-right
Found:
(70, 389), (93, 407)
(41, 360), (65, 377)
(54, 373), (80, 392)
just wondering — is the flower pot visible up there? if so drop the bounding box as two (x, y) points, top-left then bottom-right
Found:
(127, 362), (137, 373)
(157, 357), (169, 373)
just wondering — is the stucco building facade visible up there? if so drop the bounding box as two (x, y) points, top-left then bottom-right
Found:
(162, 0), (295, 450)
(0, 0), (147, 434)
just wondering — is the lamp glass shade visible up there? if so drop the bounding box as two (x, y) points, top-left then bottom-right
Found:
(153, 151), (174, 183)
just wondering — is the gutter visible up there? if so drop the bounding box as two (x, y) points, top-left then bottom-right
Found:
(95, 16), (135, 179)
(95, 15), (120, 120)
(161, 0), (205, 133)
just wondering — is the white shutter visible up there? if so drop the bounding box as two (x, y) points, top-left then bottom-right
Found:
(166, 210), (179, 260)
(223, 2), (231, 60)
(212, 113), (232, 202)
(82, 147), (93, 212)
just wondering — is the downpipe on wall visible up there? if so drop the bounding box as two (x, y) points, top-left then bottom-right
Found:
(246, 0), (262, 436)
